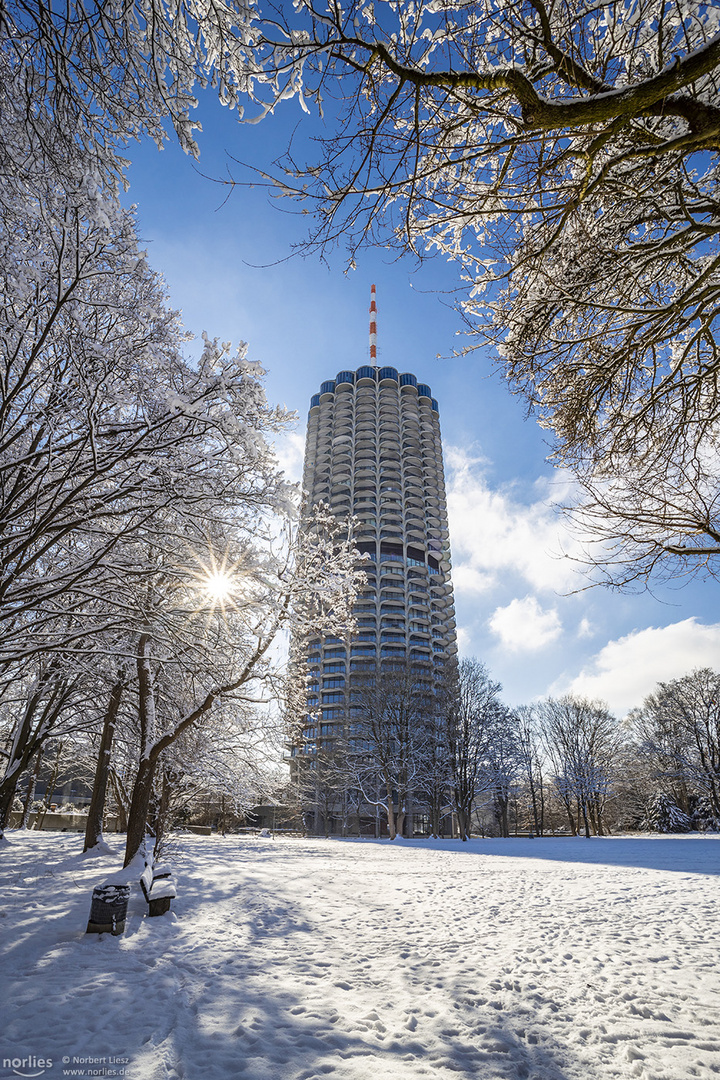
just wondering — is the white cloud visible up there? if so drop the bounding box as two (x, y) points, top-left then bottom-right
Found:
(488, 595), (562, 652)
(451, 564), (496, 595)
(445, 445), (583, 594)
(551, 618), (720, 716)
(273, 430), (305, 484)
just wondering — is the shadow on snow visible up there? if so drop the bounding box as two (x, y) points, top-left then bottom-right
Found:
(0, 832), (578, 1080)
(336, 834), (720, 876)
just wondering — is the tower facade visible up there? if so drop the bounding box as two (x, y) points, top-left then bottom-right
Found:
(290, 356), (457, 834)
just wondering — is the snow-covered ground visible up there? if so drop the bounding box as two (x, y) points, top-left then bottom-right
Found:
(1, 833), (719, 1080)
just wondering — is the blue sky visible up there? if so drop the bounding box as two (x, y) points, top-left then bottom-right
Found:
(123, 91), (719, 716)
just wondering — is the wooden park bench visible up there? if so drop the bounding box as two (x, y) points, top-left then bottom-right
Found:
(140, 863), (176, 917)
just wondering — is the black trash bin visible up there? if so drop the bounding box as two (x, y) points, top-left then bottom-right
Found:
(86, 884), (130, 935)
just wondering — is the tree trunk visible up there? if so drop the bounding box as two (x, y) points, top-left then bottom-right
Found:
(35, 741), (63, 830)
(152, 765), (173, 863)
(21, 749), (43, 828)
(385, 783), (396, 839)
(528, 776), (540, 836)
(496, 795), (510, 837)
(588, 800), (602, 836)
(108, 769), (129, 831)
(0, 693), (45, 834)
(84, 676), (124, 852)
(563, 797), (577, 835)
(0, 773), (18, 829)
(124, 635), (158, 866)
(429, 795), (441, 839)
(580, 799), (591, 839)
(0, 665), (76, 836)
(124, 755), (157, 867)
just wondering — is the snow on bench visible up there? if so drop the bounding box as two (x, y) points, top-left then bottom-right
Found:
(140, 864), (176, 917)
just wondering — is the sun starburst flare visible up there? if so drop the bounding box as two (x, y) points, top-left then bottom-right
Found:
(203, 571), (234, 604)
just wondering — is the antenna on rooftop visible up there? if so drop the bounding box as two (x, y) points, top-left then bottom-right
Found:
(369, 283), (378, 366)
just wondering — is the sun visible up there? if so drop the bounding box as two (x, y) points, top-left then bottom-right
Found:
(203, 571), (234, 604)
(189, 546), (244, 615)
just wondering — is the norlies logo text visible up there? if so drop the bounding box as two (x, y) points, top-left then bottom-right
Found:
(3, 1057), (53, 1078)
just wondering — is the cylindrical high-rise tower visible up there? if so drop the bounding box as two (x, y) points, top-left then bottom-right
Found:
(290, 358), (457, 830)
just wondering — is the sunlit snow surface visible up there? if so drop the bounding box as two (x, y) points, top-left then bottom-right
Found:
(1, 833), (719, 1080)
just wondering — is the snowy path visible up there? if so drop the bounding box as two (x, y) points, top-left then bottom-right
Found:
(1, 834), (719, 1080)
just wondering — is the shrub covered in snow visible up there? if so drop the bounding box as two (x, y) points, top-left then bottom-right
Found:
(692, 798), (720, 833)
(642, 793), (692, 833)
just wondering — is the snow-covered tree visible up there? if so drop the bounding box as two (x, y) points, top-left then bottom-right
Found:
(443, 658), (503, 841)
(632, 668), (720, 821)
(481, 705), (522, 838)
(641, 793), (692, 834)
(9, 1), (720, 595)
(0, 656), (99, 831)
(2, 0), (260, 186)
(242, 1), (720, 449)
(0, 24), (364, 853)
(514, 706), (546, 836)
(295, 740), (354, 837)
(230, 0), (720, 588)
(537, 695), (622, 837)
(120, 506), (361, 864)
(141, 715), (274, 854)
(0, 304), (296, 841)
(82, 666), (131, 852)
(343, 663), (439, 840)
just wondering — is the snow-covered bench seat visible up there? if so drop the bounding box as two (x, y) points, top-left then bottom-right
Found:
(140, 864), (176, 917)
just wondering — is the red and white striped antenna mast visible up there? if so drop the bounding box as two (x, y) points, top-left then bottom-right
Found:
(369, 283), (378, 366)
